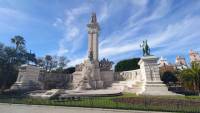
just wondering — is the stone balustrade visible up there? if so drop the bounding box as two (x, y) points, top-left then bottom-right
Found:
(114, 69), (141, 81)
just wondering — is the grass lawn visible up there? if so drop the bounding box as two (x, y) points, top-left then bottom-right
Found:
(0, 93), (200, 113)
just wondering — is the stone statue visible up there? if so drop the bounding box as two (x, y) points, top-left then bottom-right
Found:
(99, 58), (114, 71)
(76, 64), (93, 90)
(88, 50), (93, 62)
(140, 40), (150, 56)
(91, 12), (97, 23)
(75, 63), (84, 71)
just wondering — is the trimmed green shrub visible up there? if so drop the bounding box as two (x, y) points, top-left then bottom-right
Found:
(115, 58), (140, 72)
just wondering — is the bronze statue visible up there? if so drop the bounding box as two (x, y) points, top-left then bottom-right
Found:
(88, 50), (93, 61)
(140, 40), (150, 56)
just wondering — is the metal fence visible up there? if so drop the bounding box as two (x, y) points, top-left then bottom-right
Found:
(0, 95), (200, 113)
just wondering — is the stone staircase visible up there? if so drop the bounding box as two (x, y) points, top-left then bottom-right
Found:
(109, 80), (145, 95)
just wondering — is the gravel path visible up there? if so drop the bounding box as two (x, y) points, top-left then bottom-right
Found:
(0, 103), (172, 113)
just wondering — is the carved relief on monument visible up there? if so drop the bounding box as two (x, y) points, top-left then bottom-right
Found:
(77, 64), (93, 90)
(114, 69), (141, 81)
(75, 63), (84, 71)
(99, 58), (114, 71)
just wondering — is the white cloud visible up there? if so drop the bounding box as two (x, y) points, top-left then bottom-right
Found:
(68, 55), (86, 67)
(98, 3), (109, 23)
(152, 16), (200, 57)
(130, 0), (148, 7)
(100, 42), (140, 58)
(0, 7), (32, 31)
(56, 4), (91, 56)
(64, 5), (90, 41)
(53, 18), (63, 27)
(57, 47), (69, 56)
(126, 0), (171, 30)
(64, 0), (175, 65)
(99, 0), (171, 58)
(54, 0), (200, 66)
(0, 7), (27, 19)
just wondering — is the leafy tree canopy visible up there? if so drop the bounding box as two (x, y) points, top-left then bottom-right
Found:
(115, 58), (140, 72)
(0, 36), (37, 90)
(161, 71), (178, 85)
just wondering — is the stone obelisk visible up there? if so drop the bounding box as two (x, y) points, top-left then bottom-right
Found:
(82, 13), (103, 89)
(87, 13), (100, 64)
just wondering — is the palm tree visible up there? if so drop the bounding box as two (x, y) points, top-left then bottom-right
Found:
(11, 35), (25, 50)
(179, 62), (200, 92)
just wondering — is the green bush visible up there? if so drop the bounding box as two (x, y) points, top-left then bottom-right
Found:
(115, 58), (140, 72)
(161, 71), (178, 85)
(63, 67), (75, 74)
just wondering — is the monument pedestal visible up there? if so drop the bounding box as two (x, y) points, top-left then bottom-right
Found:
(138, 56), (176, 95)
(142, 82), (176, 95)
(90, 81), (104, 89)
(10, 65), (42, 91)
(73, 60), (105, 90)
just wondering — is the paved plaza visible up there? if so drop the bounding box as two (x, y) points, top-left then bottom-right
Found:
(0, 103), (171, 113)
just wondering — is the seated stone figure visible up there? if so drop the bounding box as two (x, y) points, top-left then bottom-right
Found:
(76, 63), (93, 90)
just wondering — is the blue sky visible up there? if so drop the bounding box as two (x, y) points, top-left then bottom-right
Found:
(0, 0), (200, 66)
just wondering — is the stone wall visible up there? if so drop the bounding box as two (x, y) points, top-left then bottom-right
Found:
(110, 69), (145, 95)
(39, 73), (72, 90)
(72, 69), (114, 89)
(114, 69), (141, 81)
(11, 65), (72, 90)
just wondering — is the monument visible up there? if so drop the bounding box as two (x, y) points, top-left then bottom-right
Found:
(138, 40), (176, 95)
(11, 64), (72, 91)
(10, 64), (42, 90)
(110, 41), (175, 95)
(11, 13), (179, 98)
(72, 13), (114, 90)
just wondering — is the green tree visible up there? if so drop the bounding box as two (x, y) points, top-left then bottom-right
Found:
(11, 36), (33, 65)
(36, 57), (45, 68)
(26, 51), (37, 64)
(179, 62), (200, 92)
(115, 58), (140, 72)
(44, 55), (58, 72)
(161, 71), (178, 85)
(63, 67), (75, 74)
(0, 36), (37, 91)
(45, 55), (53, 72)
(11, 35), (25, 50)
(0, 44), (18, 90)
(58, 56), (70, 70)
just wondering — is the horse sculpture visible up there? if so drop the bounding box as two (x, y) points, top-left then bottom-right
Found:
(140, 40), (150, 56)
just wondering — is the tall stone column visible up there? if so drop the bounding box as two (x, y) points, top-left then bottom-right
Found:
(87, 13), (100, 62)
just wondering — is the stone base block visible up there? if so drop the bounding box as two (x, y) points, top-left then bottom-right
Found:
(10, 82), (41, 91)
(141, 82), (178, 96)
(90, 81), (104, 89)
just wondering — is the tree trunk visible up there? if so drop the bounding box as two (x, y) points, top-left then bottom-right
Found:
(1, 64), (8, 91)
(193, 81), (197, 91)
(198, 75), (200, 94)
